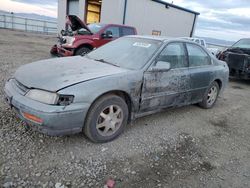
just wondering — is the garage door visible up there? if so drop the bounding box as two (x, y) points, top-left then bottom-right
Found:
(68, 0), (79, 16)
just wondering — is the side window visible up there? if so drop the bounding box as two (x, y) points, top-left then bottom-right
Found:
(121, 27), (135, 36)
(104, 27), (120, 38)
(201, 40), (205, 47)
(194, 39), (199, 44)
(157, 43), (187, 69)
(186, 43), (211, 67)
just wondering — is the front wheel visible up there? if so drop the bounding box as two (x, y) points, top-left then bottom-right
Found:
(84, 95), (129, 143)
(199, 82), (220, 109)
(75, 47), (91, 56)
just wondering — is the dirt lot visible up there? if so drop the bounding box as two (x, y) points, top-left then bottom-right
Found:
(0, 29), (250, 188)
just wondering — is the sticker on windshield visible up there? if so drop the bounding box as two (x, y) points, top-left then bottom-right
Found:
(133, 42), (152, 48)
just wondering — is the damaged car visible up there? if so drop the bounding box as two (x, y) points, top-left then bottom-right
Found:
(51, 15), (137, 57)
(217, 38), (250, 79)
(5, 36), (229, 143)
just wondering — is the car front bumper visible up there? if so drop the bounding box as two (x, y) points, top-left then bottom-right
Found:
(4, 79), (90, 136)
(56, 44), (74, 57)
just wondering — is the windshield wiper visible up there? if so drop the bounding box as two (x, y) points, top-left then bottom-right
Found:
(94, 59), (120, 67)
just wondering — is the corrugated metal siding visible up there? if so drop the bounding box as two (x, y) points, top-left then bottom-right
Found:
(100, 0), (125, 24)
(101, 0), (196, 37)
(57, 0), (197, 37)
(57, 0), (67, 32)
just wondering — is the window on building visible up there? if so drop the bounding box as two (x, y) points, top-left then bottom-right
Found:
(186, 43), (211, 67)
(158, 43), (187, 69)
(86, 0), (102, 24)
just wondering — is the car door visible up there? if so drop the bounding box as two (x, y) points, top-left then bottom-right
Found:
(186, 43), (214, 103)
(140, 42), (190, 112)
(98, 26), (120, 46)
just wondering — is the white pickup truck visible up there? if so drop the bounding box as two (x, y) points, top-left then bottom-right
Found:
(182, 37), (219, 55)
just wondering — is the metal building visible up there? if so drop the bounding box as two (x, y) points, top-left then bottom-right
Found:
(57, 0), (199, 37)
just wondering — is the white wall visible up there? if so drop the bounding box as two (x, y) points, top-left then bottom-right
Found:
(57, 0), (197, 37)
(100, 0), (196, 37)
(58, 0), (67, 32)
(68, 0), (79, 16)
(125, 0), (196, 37)
(78, 0), (86, 21)
(100, 0), (125, 24)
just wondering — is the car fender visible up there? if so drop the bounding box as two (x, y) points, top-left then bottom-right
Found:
(58, 71), (144, 114)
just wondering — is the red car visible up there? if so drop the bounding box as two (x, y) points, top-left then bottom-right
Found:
(51, 15), (137, 57)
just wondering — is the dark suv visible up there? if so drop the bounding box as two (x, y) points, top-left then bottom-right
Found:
(217, 38), (250, 79)
(51, 15), (137, 56)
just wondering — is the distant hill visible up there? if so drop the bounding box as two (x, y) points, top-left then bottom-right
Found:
(195, 36), (235, 46)
(0, 10), (57, 22)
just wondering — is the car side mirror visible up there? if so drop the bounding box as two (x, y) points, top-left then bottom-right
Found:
(101, 31), (113, 38)
(150, 61), (171, 72)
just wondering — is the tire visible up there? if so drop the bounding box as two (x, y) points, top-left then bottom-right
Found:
(84, 94), (129, 143)
(75, 47), (91, 56)
(199, 81), (220, 109)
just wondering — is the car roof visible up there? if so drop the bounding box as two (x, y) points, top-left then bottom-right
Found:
(125, 35), (190, 43)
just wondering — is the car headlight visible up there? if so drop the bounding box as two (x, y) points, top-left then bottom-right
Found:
(66, 37), (75, 46)
(26, 89), (75, 105)
(25, 89), (59, 105)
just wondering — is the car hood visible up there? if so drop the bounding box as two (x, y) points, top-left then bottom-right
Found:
(66, 15), (92, 33)
(226, 47), (250, 55)
(14, 56), (128, 92)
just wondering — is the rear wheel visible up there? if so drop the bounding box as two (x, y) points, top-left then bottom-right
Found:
(199, 82), (220, 109)
(75, 47), (91, 56)
(84, 94), (128, 143)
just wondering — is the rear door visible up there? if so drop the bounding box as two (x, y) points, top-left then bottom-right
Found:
(186, 43), (214, 103)
(140, 42), (190, 112)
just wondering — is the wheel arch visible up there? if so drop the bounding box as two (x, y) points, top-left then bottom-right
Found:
(87, 90), (134, 123)
(74, 43), (94, 55)
(214, 79), (222, 89)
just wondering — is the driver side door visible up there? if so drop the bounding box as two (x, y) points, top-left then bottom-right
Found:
(140, 42), (190, 112)
(98, 26), (120, 46)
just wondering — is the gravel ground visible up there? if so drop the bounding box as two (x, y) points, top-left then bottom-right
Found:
(0, 29), (250, 188)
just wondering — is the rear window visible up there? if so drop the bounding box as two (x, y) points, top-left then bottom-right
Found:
(121, 27), (135, 36)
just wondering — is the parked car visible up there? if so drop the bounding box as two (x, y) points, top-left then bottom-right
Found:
(182, 37), (219, 55)
(50, 15), (137, 56)
(182, 37), (207, 47)
(5, 36), (229, 142)
(217, 38), (250, 79)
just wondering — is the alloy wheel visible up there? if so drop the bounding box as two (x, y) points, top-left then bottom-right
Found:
(207, 86), (218, 105)
(96, 105), (123, 137)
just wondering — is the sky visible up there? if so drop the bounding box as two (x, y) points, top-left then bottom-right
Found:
(167, 0), (250, 41)
(1, 0), (250, 41)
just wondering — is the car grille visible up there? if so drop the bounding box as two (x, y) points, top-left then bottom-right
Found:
(12, 79), (29, 95)
(227, 53), (246, 70)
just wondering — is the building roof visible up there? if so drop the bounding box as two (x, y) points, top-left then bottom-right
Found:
(151, 0), (200, 15)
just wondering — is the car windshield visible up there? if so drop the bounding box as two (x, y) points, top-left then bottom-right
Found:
(232, 39), (250, 49)
(86, 37), (162, 70)
(88, 24), (105, 34)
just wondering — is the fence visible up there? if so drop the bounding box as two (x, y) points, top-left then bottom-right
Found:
(0, 13), (57, 34)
